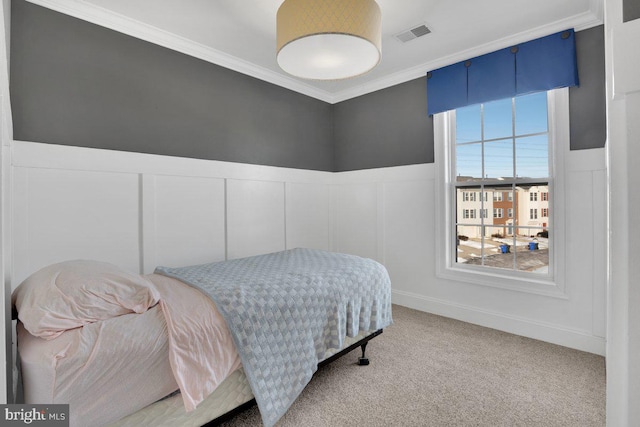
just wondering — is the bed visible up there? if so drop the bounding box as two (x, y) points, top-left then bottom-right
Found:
(13, 248), (393, 427)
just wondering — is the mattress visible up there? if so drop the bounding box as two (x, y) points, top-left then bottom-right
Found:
(18, 304), (179, 427)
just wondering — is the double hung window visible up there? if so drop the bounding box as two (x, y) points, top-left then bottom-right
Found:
(435, 88), (568, 294)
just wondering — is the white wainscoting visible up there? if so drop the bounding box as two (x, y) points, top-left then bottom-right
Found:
(333, 150), (607, 356)
(9, 141), (332, 286)
(8, 141), (606, 356)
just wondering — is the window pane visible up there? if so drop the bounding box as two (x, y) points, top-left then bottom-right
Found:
(456, 104), (481, 143)
(484, 98), (513, 140)
(484, 138), (513, 179)
(456, 187), (482, 223)
(483, 225), (515, 271)
(456, 226), (482, 265)
(515, 92), (548, 136)
(514, 227), (548, 274)
(516, 135), (549, 178)
(456, 143), (482, 181)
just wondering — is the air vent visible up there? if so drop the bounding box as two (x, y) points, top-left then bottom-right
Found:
(395, 24), (431, 43)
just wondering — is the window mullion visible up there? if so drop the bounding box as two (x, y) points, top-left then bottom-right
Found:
(511, 97), (517, 270)
(480, 104), (486, 266)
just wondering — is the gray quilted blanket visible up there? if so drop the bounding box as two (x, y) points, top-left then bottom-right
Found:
(155, 248), (392, 427)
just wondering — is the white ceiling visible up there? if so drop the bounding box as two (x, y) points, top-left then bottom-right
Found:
(26, 0), (603, 103)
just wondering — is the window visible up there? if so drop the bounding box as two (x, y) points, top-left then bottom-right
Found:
(448, 92), (553, 276)
(436, 88), (570, 296)
(541, 192), (549, 201)
(542, 208), (549, 217)
(463, 191), (477, 202)
(463, 209), (477, 219)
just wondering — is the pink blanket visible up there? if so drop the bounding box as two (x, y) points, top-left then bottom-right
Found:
(147, 274), (242, 412)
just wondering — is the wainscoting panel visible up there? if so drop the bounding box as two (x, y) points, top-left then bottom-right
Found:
(285, 182), (330, 251)
(382, 179), (434, 295)
(226, 179), (286, 260)
(332, 183), (378, 261)
(12, 167), (140, 286)
(147, 175), (226, 271)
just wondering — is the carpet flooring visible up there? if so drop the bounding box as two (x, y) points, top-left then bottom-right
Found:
(220, 305), (605, 427)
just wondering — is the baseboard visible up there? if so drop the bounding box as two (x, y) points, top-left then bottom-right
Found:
(392, 289), (606, 356)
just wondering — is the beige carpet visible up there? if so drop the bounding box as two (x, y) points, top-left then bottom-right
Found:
(220, 305), (605, 427)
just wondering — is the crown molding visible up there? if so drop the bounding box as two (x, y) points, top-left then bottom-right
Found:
(330, 9), (604, 103)
(25, 0), (604, 105)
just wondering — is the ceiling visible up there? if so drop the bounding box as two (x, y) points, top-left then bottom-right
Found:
(26, 0), (603, 103)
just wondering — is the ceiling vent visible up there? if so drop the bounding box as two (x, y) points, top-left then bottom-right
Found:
(395, 24), (431, 43)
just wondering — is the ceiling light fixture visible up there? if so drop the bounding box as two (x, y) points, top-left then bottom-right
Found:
(276, 0), (382, 80)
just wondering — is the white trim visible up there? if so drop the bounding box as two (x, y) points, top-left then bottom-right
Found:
(434, 89), (570, 298)
(25, 0), (603, 104)
(392, 289), (606, 356)
(11, 140), (333, 185)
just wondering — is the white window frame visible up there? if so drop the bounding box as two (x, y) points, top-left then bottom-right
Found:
(434, 88), (568, 298)
(494, 208), (504, 218)
(507, 208), (514, 218)
(530, 208), (538, 219)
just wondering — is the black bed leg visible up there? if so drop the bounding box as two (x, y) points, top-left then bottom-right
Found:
(358, 342), (370, 366)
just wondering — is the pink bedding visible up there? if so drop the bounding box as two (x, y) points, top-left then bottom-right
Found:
(18, 305), (178, 427)
(146, 274), (242, 412)
(19, 274), (241, 427)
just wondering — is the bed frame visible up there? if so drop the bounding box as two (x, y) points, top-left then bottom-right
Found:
(203, 329), (383, 426)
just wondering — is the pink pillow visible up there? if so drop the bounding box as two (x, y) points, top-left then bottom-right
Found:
(12, 260), (160, 340)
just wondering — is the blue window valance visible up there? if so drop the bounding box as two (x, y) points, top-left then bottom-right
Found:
(426, 29), (579, 116)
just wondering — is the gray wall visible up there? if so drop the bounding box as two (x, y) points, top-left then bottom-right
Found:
(333, 78), (433, 172)
(334, 25), (606, 171)
(10, 0), (334, 171)
(10, 1), (606, 173)
(624, 0), (640, 22)
(569, 25), (606, 150)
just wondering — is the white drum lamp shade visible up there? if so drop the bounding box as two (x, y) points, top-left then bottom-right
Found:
(276, 0), (382, 80)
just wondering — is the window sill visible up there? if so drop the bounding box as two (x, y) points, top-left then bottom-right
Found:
(436, 264), (568, 299)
